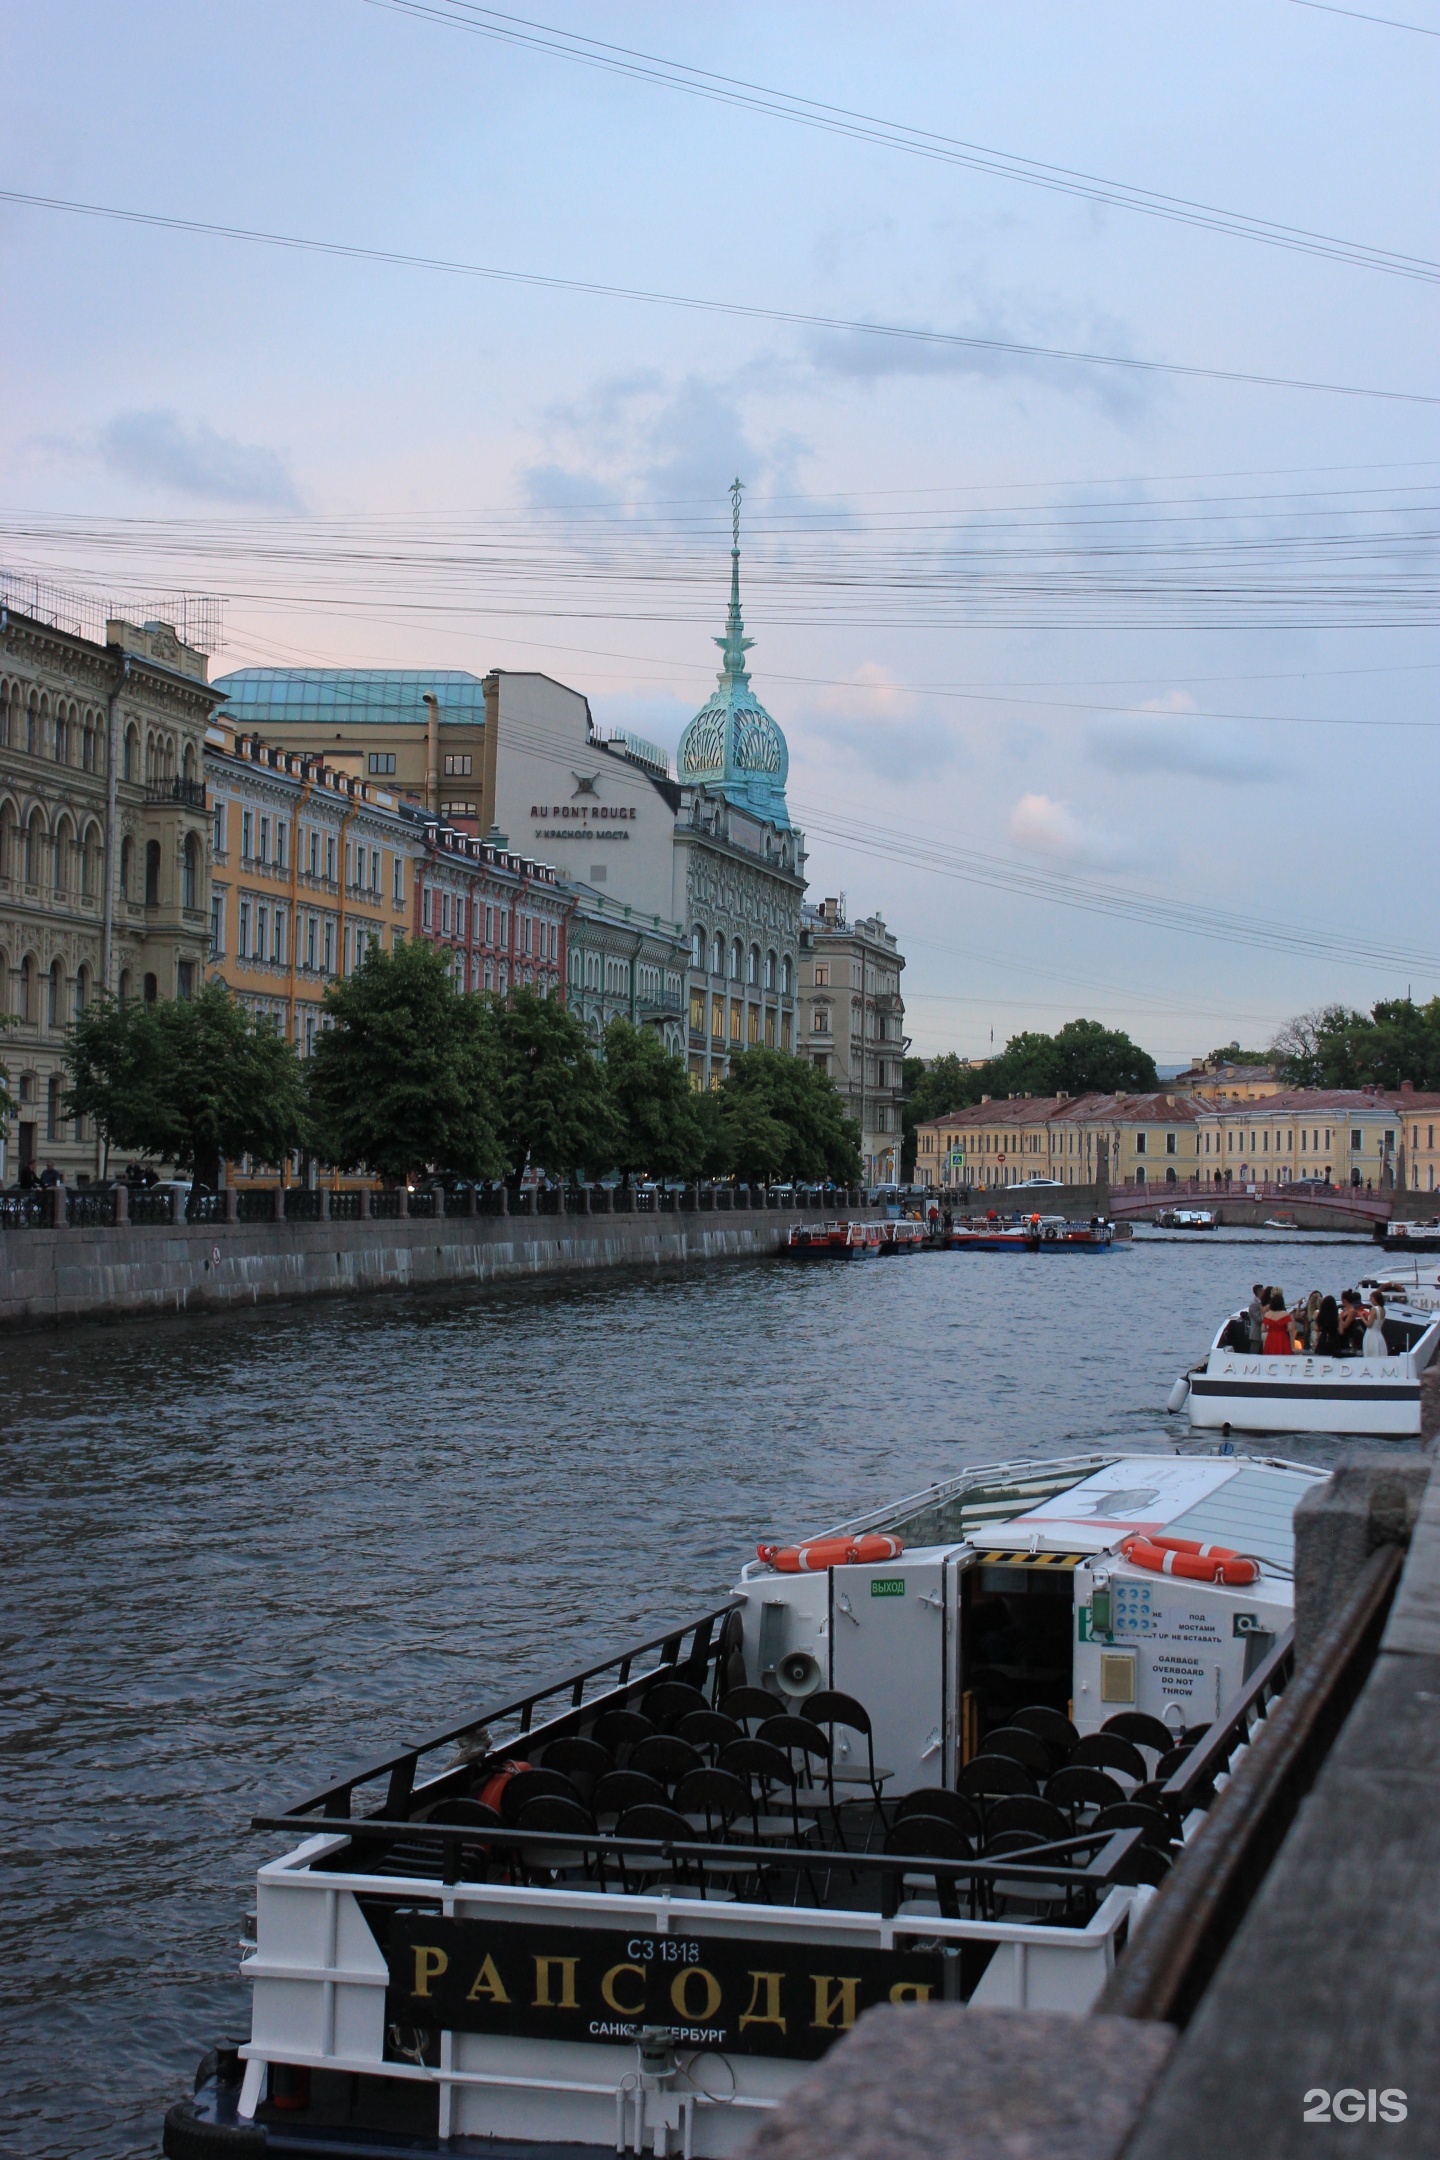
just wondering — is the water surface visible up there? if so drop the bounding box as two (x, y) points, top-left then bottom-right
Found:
(0, 1230), (1390, 2157)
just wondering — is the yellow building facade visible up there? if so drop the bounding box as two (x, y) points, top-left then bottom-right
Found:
(205, 720), (414, 1057)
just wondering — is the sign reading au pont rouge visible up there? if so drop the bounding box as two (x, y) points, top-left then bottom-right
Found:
(386, 1914), (968, 2061)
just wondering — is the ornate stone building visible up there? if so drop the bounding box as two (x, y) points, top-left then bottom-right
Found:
(0, 605), (217, 1182)
(797, 896), (907, 1184)
(673, 489), (806, 1088)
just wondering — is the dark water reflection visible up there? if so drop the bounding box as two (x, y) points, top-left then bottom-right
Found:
(0, 1232), (1389, 2157)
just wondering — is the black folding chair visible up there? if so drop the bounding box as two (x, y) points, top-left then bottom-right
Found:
(802, 1690), (891, 1823)
(881, 1814), (973, 1920)
(1071, 1733), (1146, 1785)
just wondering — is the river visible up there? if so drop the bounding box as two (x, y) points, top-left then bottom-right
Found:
(0, 1229), (1393, 2157)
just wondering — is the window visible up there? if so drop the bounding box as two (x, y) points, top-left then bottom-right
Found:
(305, 913), (317, 968)
(747, 944), (759, 985)
(781, 955), (793, 997)
(309, 827), (319, 876)
(422, 888), (433, 930)
(813, 1007), (829, 1033)
(393, 854), (404, 905)
(1135, 1132), (1147, 1155)
(711, 995), (724, 1041)
(144, 840), (161, 907)
(277, 821), (289, 872)
(326, 833), (336, 882)
(731, 938), (743, 981)
(182, 832), (199, 911)
(368, 752), (396, 775)
(259, 815), (271, 866)
(47, 959), (63, 1027)
(710, 934), (723, 976)
(273, 908), (286, 965)
(485, 905), (494, 944)
(748, 1005), (760, 1044)
(441, 892), (451, 936)
(455, 896), (466, 941)
(257, 904), (269, 960)
(324, 918), (336, 972)
(47, 1073), (65, 1141)
(1352, 1129), (1362, 1151)
(74, 964), (89, 1017)
(177, 961), (194, 1000)
(142, 972), (158, 1008)
(210, 892), (224, 958)
(238, 898), (251, 957)
(730, 1000), (742, 1043)
(242, 809), (254, 859)
(692, 926), (705, 968)
(766, 949), (777, 990)
(814, 963), (829, 987)
(443, 753), (472, 776)
(213, 801), (225, 855)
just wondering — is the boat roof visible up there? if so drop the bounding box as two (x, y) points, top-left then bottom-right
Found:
(841, 1451), (1324, 1573)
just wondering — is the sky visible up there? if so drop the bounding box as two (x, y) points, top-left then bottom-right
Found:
(2, 0), (1437, 1062)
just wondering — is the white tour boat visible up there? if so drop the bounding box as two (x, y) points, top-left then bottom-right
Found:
(1173, 1297), (1440, 1436)
(165, 1451), (1321, 2160)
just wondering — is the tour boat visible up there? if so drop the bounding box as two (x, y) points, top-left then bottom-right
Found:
(1156, 1209), (1216, 1231)
(164, 1450), (1320, 2160)
(1361, 1257), (1440, 1314)
(1171, 1299), (1440, 1436)
(943, 1216), (1114, 1253)
(785, 1219), (926, 1258)
(1380, 1219), (1440, 1253)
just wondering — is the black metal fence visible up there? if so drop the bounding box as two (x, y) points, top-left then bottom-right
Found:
(283, 1188), (323, 1222)
(128, 1189), (175, 1226)
(185, 1191), (224, 1225)
(236, 1188), (276, 1225)
(65, 1189), (118, 1228)
(329, 1190), (365, 1222)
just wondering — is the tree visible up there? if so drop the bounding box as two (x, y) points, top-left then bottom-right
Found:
(492, 987), (617, 1187)
(307, 938), (503, 1181)
(602, 1019), (703, 1183)
(900, 1052), (974, 1177)
(899, 1021), (1158, 1177)
(1273, 998), (1440, 1091)
(718, 1049), (862, 1184)
(1206, 1039), (1273, 1067)
(65, 984), (307, 1187)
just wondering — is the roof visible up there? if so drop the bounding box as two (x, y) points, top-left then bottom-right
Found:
(1201, 1088), (1440, 1118)
(213, 668), (486, 725)
(923, 1091), (1206, 1131)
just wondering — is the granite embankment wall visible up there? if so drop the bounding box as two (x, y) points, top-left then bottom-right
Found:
(0, 1200), (882, 1333)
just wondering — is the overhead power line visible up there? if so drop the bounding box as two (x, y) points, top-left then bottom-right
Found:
(1288, 1), (1440, 34)
(365, 0), (1440, 285)
(2, 187), (1436, 409)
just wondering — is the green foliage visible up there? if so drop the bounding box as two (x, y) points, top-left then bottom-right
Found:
(718, 1048), (862, 1184)
(492, 986), (617, 1184)
(602, 1019), (703, 1182)
(901, 1020), (1158, 1173)
(308, 938), (503, 1181)
(1206, 1039), (1272, 1067)
(1274, 999), (1440, 1091)
(65, 983), (307, 1188)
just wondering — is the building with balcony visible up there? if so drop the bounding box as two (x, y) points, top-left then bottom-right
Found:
(0, 606), (218, 1183)
(562, 882), (688, 1056)
(673, 501), (804, 1089)
(797, 897), (906, 1184)
(407, 810), (568, 1003)
(204, 716), (414, 1056)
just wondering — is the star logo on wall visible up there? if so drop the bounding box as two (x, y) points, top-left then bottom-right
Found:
(571, 771), (599, 796)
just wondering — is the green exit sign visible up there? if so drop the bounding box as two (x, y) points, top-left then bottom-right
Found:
(871, 1577), (906, 1598)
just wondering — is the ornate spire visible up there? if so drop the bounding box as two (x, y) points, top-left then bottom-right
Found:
(715, 475), (754, 685)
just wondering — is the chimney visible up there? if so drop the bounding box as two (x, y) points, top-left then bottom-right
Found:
(423, 691), (441, 815)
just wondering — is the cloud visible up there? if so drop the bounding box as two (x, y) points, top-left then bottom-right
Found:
(522, 370), (808, 516)
(805, 283), (1150, 421)
(94, 409), (304, 509)
(1085, 692), (1285, 783)
(1009, 792), (1129, 868)
(798, 667), (957, 784)
(587, 688), (694, 755)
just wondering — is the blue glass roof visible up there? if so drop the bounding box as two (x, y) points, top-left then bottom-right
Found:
(213, 668), (486, 725)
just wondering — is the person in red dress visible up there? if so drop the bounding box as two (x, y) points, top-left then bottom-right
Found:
(1262, 1290), (1296, 1355)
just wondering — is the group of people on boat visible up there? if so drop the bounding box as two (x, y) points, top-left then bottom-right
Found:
(1219, 1281), (1389, 1359)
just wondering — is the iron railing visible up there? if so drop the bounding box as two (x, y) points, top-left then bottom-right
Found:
(144, 777), (207, 810)
(65, 1188), (117, 1227)
(128, 1189), (174, 1226)
(283, 1188), (323, 1222)
(406, 1189), (436, 1219)
(235, 1188), (276, 1224)
(185, 1191), (224, 1224)
(370, 1189), (403, 1219)
(276, 1605), (739, 1823)
(329, 1190), (365, 1221)
(0, 1190), (49, 1228)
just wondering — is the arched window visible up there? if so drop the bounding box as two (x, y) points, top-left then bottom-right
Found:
(183, 742), (196, 782)
(120, 835), (133, 899)
(143, 972), (158, 1008)
(0, 680), (10, 747)
(710, 934), (723, 976)
(748, 943), (760, 985)
(24, 813), (42, 885)
(731, 938), (743, 981)
(118, 969), (132, 1005)
(75, 964), (90, 1017)
(124, 725), (138, 781)
(19, 954), (35, 1021)
(47, 959), (63, 1027)
(765, 949), (777, 990)
(47, 1074), (65, 1142)
(691, 925), (704, 969)
(82, 724), (95, 772)
(26, 694), (39, 754)
(182, 832), (198, 910)
(54, 711), (69, 764)
(781, 954), (794, 997)
(0, 800), (16, 878)
(145, 839), (161, 907)
(52, 821), (69, 893)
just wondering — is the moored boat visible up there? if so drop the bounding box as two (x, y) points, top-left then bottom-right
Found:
(1380, 1218), (1440, 1253)
(164, 1450), (1320, 2159)
(785, 1219), (926, 1257)
(943, 1214), (1114, 1253)
(1156, 1208), (1216, 1230)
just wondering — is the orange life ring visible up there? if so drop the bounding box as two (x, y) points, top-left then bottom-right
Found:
(1121, 1534), (1260, 1587)
(757, 1532), (904, 1573)
(474, 1759), (529, 1813)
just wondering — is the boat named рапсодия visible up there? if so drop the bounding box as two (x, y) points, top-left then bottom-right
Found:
(163, 1449), (1321, 2160)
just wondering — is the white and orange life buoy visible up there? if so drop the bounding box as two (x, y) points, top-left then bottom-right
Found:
(757, 1532), (904, 1573)
(1121, 1533), (1261, 1587)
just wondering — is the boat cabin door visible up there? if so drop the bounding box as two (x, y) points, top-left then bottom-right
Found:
(958, 1553), (1081, 1760)
(826, 1555), (959, 1797)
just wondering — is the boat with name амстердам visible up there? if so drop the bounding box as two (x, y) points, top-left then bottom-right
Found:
(1169, 1291), (1440, 1437)
(163, 1449), (1321, 2160)
(784, 1218), (927, 1257)
(943, 1212), (1115, 1253)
